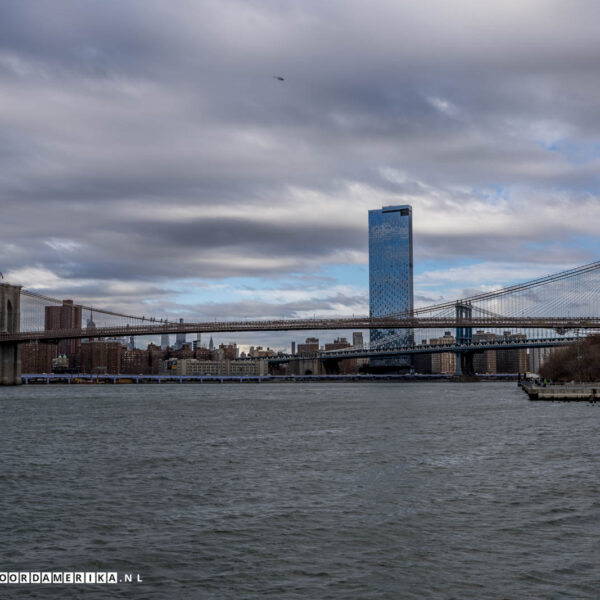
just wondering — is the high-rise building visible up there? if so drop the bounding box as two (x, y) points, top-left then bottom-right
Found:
(160, 334), (170, 350)
(45, 300), (82, 361)
(174, 318), (186, 350)
(352, 332), (364, 347)
(85, 313), (97, 343)
(368, 205), (413, 366)
(192, 333), (202, 351)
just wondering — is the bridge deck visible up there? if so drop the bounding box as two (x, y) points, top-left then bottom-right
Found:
(2, 317), (600, 343)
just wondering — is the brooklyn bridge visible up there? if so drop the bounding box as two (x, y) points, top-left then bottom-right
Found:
(1, 260), (600, 384)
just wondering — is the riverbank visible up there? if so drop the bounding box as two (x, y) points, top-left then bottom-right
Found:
(21, 373), (521, 384)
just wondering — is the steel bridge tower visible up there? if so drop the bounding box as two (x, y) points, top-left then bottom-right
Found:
(455, 301), (474, 376)
(0, 284), (22, 385)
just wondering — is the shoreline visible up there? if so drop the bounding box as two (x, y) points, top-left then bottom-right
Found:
(19, 373), (521, 385)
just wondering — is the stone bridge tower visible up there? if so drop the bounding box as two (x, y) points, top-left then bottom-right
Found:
(0, 283), (22, 385)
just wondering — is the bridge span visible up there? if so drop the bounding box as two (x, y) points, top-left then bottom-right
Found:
(271, 336), (579, 363)
(1, 317), (599, 344)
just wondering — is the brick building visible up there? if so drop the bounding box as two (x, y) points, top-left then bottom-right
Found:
(44, 300), (82, 365)
(80, 339), (123, 374)
(20, 342), (53, 373)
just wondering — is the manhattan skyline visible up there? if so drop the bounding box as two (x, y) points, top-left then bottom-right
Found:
(1, 0), (599, 344)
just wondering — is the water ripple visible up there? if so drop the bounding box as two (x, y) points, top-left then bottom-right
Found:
(1, 382), (599, 598)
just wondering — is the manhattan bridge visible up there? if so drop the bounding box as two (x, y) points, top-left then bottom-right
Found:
(2, 260), (600, 383)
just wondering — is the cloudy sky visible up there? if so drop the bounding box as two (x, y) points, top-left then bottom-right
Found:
(2, 0), (600, 348)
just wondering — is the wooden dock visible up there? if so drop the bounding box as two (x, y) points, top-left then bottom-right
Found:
(520, 383), (600, 401)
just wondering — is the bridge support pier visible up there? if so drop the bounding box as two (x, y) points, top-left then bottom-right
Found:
(454, 351), (475, 378)
(288, 357), (322, 376)
(0, 284), (22, 386)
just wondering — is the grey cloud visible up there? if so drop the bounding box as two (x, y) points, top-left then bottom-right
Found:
(2, 172), (370, 278)
(2, 0), (600, 309)
(187, 292), (367, 319)
(414, 233), (595, 267)
(122, 217), (362, 256)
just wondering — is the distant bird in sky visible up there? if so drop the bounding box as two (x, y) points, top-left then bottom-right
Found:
(273, 76), (284, 81)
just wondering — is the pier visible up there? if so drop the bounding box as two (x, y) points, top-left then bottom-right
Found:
(521, 383), (600, 401)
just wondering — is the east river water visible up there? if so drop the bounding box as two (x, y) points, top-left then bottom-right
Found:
(1, 382), (600, 599)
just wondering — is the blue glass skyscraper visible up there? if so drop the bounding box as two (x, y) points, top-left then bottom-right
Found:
(368, 205), (413, 352)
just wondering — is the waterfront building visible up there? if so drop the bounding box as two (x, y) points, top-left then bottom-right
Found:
(230, 359), (268, 376)
(162, 358), (228, 376)
(20, 341), (53, 373)
(120, 348), (151, 374)
(80, 338), (123, 374)
(159, 357), (267, 377)
(368, 205), (413, 367)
